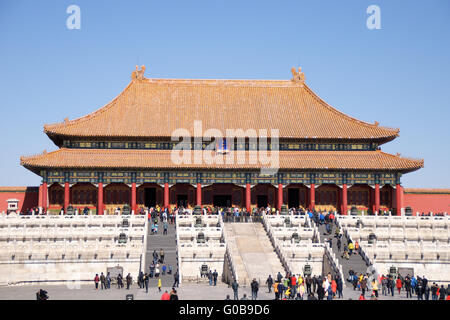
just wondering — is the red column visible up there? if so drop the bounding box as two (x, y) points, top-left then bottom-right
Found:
(38, 184), (43, 209)
(374, 184), (380, 214)
(341, 184), (347, 215)
(246, 183), (251, 212)
(196, 183), (202, 207)
(98, 183), (104, 215)
(131, 183), (137, 214)
(42, 182), (48, 211)
(309, 184), (315, 211)
(164, 183), (169, 209)
(64, 182), (70, 213)
(396, 184), (403, 216)
(277, 184), (283, 211)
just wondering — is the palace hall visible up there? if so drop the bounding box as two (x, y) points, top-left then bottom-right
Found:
(20, 66), (424, 215)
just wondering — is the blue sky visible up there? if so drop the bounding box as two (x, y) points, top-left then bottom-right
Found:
(0, 0), (449, 188)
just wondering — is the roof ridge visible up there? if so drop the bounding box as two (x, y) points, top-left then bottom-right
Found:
(44, 81), (135, 132)
(378, 150), (424, 166)
(302, 84), (400, 137)
(143, 78), (295, 87)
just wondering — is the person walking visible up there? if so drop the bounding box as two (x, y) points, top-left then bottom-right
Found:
(208, 270), (213, 286)
(439, 285), (446, 300)
(161, 290), (170, 300)
(266, 275), (273, 293)
(317, 283), (325, 300)
(251, 279), (259, 300)
(158, 278), (162, 292)
(389, 277), (395, 297)
(100, 272), (106, 290)
(159, 248), (165, 263)
(277, 281), (285, 299)
(276, 272), (282, 283)
(360, 277), (367, 298)
(94, 274), (99, 290)
(117, 273), (124, 289)
(144, 273), (149, 293)
(306, 275), (312, 294)
(273, 281), (279, 300)
(405, 276), (412, 298)
(348, 241), (354, 255)
(396, 277), (403, 296)
(138, 271), (143, 289)
(336, 276), (343, 299)
(170, 288), (179, 300)
(106, 272), (111, 289)
(126, 273), (132, 290)
(173, 270), (179, 287)
(381, 275), (387, 296)
(371, 279), (379, 298)
(213, 270), (218, 286)
(231, 280), (239, 300)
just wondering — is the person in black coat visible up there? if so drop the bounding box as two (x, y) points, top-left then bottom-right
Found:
(266, 275), (273, 293)
(439, 285), (446, 300)
(277, 282), (285, 299)
(317, 284), (325, 300)
(251, 279), (259, 300)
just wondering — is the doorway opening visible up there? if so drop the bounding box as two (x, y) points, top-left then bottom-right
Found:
(288, 189), (300, 208)
(144, 188), (156, 208)
(257, 195), (268, 208)
(213, 195), (232, 207)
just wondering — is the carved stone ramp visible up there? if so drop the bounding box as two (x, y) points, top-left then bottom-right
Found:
(224, 223), (285, 286)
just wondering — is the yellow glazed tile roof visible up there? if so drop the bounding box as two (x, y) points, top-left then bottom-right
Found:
(20, 149), (423, 172)
(43, 71), (399, 142)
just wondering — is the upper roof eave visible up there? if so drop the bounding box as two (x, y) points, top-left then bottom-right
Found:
(43, 73), (400, 144)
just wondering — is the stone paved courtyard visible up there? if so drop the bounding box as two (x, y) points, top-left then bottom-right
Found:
(0, 282), (411, 300)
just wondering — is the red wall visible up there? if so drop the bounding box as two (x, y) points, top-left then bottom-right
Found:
(404, 189), (450, 214)
(0, 187), (39, 213)
(1, 185), (450, 215)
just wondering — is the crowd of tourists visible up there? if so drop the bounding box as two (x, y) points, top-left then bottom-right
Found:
(228, 272), (344, 300)
(227, 269), (450, 300)
(92, 269), (180, 294)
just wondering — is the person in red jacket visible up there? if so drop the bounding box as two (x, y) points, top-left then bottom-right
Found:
(358, 294), (366, 300)
(331, 279), (337, 298)
(161, 290), (170, 300)
(396, 277), (403, 295)
(94, 274), (99, 290)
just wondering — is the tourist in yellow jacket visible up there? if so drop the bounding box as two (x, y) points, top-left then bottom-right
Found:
(371, 279), (379, 298)
(348, 242), (355, 255)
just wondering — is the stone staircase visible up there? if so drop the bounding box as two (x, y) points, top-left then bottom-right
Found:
(316, 221), (369, 281)
(224, 223), (285, 286)
(144, 220), (178, 287)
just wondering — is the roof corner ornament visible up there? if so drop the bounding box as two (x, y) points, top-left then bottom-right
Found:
(131, 65), (147, 81)
(395, 152), (401, 157)
(291, 67), (305, 85)
(64, 117), (69, 124)
(374, 121), (379, 126)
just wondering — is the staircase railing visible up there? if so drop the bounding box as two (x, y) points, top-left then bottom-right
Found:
(323, 242), (346, 288)
(218, 214), (238, 284)
(175, 215), (182, 286)
(261, 211), (292, 276)
(310, 215), (346, 287)
(142, 216), (149, 274)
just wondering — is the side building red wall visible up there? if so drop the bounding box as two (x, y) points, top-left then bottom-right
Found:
(0, 187), (39, 213)
(404, 188), (450, 215)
